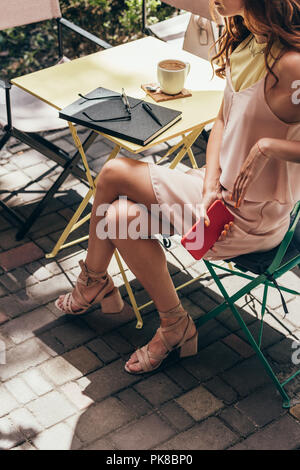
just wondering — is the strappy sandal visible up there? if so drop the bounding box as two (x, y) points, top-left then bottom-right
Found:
(55, 260), (124, 315)
(124, 302), (198, 375)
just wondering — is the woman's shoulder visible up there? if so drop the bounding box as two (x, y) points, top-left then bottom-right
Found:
(276, 49), (300, 81)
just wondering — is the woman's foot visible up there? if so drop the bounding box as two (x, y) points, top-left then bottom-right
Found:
(125, 302), (198, 374)
(55, 260), (124, 315)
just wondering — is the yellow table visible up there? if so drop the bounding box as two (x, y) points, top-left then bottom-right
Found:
(12, 37), (224, 327)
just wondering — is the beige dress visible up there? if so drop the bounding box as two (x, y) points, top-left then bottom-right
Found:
(148, 34), (300, 261)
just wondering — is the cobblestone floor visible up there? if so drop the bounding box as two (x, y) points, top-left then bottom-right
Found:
(0, 126), (299, 450)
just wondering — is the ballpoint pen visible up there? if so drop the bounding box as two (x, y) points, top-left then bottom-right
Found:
(142, 102), (162, 126)
(121, 88), (131, 116)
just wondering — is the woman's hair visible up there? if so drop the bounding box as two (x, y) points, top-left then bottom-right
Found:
(210, 0), (300, 83)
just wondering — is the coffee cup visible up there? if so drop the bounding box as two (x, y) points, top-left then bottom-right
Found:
(157, 59), (190, 95)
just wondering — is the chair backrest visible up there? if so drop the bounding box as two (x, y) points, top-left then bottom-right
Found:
(0, 0), (62, 30)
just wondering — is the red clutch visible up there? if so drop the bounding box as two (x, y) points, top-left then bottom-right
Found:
(181, 200), (234, 260)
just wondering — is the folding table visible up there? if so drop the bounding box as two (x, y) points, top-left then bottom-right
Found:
(12, 36), (224, 327)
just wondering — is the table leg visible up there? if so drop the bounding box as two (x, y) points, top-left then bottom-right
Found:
(46, 134), (121, 258)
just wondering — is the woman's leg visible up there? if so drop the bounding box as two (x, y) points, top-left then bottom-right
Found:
(57, 157), (177, 310)
(105, 197), (195, 373)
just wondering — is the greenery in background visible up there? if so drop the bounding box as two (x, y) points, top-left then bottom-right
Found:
(0, 0), (175, 80)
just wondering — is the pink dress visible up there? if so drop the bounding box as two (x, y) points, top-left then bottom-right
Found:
(148, 61), (300, 261)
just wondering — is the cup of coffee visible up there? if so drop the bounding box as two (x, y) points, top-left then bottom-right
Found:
(157, 59), (190, 95)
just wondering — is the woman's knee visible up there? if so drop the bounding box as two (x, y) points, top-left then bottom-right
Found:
(104, 199), (150, 239)
(97, 158), (131, 190)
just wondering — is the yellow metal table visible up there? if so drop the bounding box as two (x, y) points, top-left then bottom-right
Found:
(12, 37), (224, 327)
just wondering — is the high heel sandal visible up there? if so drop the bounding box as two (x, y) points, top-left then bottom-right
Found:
(124, 302), (198, 375)
(55, 260), (124, 315)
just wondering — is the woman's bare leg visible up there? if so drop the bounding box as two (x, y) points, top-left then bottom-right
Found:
(57, 158), (178, 310)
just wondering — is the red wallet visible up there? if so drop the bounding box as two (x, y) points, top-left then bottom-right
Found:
(181, 200), (234, 260)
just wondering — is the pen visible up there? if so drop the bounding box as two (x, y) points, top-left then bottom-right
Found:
(142, 103), (162, 126)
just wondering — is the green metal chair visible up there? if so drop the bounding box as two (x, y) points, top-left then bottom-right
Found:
(195, 201), (300, 408)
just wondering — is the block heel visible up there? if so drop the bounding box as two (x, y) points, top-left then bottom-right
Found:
(179, 331), (198, 358)
(100, 286), (124, 314)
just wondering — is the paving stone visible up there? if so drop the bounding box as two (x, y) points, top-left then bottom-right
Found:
(20, 368), (53, 397)
(164, 363), (199, 391)
(222, 333), (255, 359)
(60, 382), (94, 411)
(0, 386), (19, 418)
(83, 437), (115, 450)
(237, 319), (283, 350)
(25, 273), (73, 305)
(0, 294), (24, 318)
(134, 373), (182, 407)
(38, 356), (83, 386)
(155, 417), (238, 450)
(62, 346), (103, 375)
(9, 407), (43, 439)
(290, 404), (300, 421)
(5, 377), (37, 405)
(0, 228), (30, 251)
(197, 318), (230, 350)
(80, 359), (139, 402)
(50, 317), (96, 350)
(87, 338), (119, 364)
(35, 329), (66, 356)
(235, 385), (287, 427)
(83, 303), (136, 337)
(10, 149), (45, 169)
(11, 441), (37, 450)
(0, 338), (50, 381)
(1, 307), (55, 345)
(232, 415), (300, 450)
(175, 385), (223, 421)
(204, 376), (238, 405)
(25, 262), (52, 282)
(219, 407), (257, 437)
(182, 341), (240, 382)
(102, 331), (135, 355)
(27, 390), (77, 428)
(267, 338), (297, 365)
(0, 242), (44, 271)
(110, 413), (175, 450)
(221, 356), (274, 398)
(74, 397), (135, 444)
(0, 416), (25, 450)
(159, 400), (195, 431)
(0, 268), (36, 293)
(13, 290), (42, 314)
(117, 388), (152, 417)
(33, 422), (80, 450)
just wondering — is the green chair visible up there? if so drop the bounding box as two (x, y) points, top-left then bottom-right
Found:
(195, 201), (300, 408)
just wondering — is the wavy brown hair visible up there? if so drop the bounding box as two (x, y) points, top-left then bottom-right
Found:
(210, 0), (300, 84)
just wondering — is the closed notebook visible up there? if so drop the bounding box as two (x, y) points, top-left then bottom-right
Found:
(59, 87), (182, 146)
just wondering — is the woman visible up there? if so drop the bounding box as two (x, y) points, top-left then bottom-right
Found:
(56, 0), (300, 374)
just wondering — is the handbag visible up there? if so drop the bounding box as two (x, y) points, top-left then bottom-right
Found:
(183, 14), (223, 61)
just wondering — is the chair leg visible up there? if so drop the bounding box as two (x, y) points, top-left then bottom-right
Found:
(14, 130), (97, 240)
(202, 260), (291, 408)
(0, 131), (11, 151)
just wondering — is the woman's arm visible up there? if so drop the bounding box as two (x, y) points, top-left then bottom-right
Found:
(203, 98), (224, 192)
(259, 137), (300, 164)
(201, 98), (226, 227)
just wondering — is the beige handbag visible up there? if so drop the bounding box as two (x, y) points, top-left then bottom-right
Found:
(183, 14), (222, 61)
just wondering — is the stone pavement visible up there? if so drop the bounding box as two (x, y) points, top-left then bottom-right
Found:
(0, 126), (299, 450)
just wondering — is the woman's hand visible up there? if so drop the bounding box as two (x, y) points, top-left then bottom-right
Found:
(202, 181), (223, 227)
(202, 181), (234, 252)
(231, 140), (269, 207)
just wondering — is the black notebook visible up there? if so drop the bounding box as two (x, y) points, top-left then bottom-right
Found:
(59, 87), (182, 146)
